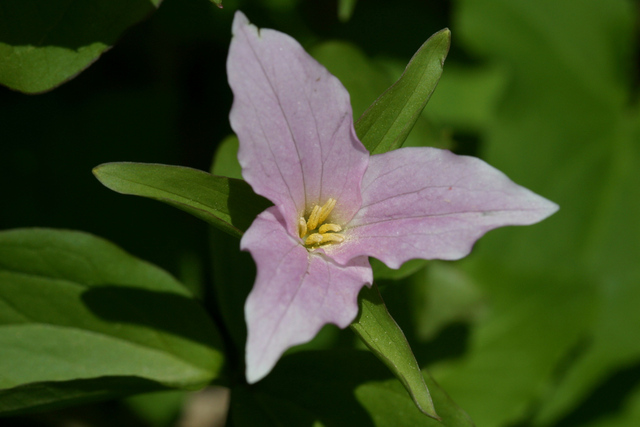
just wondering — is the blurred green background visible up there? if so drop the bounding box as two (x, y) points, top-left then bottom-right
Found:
(2, 0), (639, 426)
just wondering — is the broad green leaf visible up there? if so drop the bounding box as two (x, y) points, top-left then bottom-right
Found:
(230, 350), (473, 426)
(211, 135), (242, 180)
(93, 162), (271, 239)
(425, 64), (507, 133)
(408, 262), (484, 342)
(0, 377), (166, 416)
(351, 283), (438, 419)
(354, 28), (450, 154)
(428, 1), (638, 426)
(0, 228), (224, 415)
(532, 112), (640, 426)
(0, 0), (162, 94)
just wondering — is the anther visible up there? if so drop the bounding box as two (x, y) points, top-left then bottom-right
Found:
(298, 217), (308, 238)
(319, 233), (345, 244)
(316, 198), (337, 225)
(306, 205), (321, 231)
(319, 223), (341, 234)
(305, 233), (324, 246)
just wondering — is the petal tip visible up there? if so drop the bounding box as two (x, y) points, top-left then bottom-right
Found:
(232, 10), (250, 34)
(245, 363), (267, 384)
(245, 338), (279, 384)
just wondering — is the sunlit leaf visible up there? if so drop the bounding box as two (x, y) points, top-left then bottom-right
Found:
(351, 284), (438, 419)
(431, 1), (638, 426)
(0, 0), (162, 93)
(93, 162), (270, 238)
(0, 228), (224, 415)
(354, 28), (450, 154)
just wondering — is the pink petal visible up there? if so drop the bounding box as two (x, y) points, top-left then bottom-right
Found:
(329, 147), (559, 268)
(228, 12), (369, 235)
(241, 206), (372, 383)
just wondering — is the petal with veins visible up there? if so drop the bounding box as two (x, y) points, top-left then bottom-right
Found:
(241, 207), (372, 383)
(228, 12), (369, 235)
(330, 147), (559, 268)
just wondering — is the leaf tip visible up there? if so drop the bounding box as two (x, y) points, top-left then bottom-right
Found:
(92, 164), (104, 178)
(418, 404), (441, 421)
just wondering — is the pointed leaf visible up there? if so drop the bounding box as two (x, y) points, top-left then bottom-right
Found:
(0, 228), (224, 415)
(350, 283), (438, 419)
(0, 0), (162, 94)
(93, 162), (271, 238)
(354, 28), (450, 154)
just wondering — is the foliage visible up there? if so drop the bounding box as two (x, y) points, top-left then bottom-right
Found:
(1, 0), (638, 426)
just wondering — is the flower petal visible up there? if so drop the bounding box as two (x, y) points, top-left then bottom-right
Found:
(329, 147), (559, 268)
(228, 12), (369, 234)
(241, 206), (372, 383)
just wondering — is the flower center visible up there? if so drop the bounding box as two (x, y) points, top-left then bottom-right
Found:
(298, 198), (345, 247)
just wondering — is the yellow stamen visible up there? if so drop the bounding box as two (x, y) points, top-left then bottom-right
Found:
(316, 198), (337, 225)
(300, 198), (344, 248)
(305, 232), (345, 246)
(319, 233), (345, 244)
(298, 217), (307, 238)
(305, 233), (324, 246)
(306, 205), (321, 231)
(319, 223), (341, 234)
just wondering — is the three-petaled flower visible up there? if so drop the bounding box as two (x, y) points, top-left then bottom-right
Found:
(227, 12), (558, 383)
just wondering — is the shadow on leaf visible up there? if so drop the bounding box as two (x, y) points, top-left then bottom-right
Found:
(0, 376), (166, 417)
(81, 286), (220, 349)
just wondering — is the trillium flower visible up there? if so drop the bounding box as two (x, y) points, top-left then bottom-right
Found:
(227, 12), (558, 383)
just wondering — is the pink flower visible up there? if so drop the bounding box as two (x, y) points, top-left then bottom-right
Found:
(227, 12), (558, 383)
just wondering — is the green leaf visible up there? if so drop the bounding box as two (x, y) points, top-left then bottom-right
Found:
(354, 28), (450, 154)
(425, 64), (507, 133)
(230, 350), (473, 426)
(350, 283), (438, 419)
(211, 135), (242, 179)
(429, 1), (639, 426)
(0, 228), (224, 415)
(93, 162), (271, 238)
(0, 0), (162, 94)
